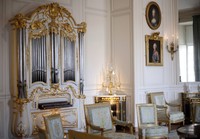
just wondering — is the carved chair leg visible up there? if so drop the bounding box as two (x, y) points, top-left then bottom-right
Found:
(130, 126), (134, 134)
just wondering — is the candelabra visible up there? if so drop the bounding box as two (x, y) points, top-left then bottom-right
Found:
(102, 65), (120, 95)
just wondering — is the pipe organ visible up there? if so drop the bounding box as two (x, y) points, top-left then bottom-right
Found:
(9, 3), (86, 138)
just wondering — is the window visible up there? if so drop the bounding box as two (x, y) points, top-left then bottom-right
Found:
(179, 25), (195, 82)
(179, 44), (195, 82)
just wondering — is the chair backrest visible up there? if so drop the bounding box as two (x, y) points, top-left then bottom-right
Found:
(136, 104), (158, 127)
(150, 92), (166, 106)
(68, 130), (109, 139)
(193, 103), (200, 123)
(43, 113), (64, 139)
(84, 102), (113, 133)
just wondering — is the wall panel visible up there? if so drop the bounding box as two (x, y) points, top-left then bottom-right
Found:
(85, 12), (108, 90)
(0, 0), (3, 95)
(112, 13), (132, 88)
(86, 0), (107, 12)
(111, 0), (130, 12)
(144, 68), (164, 86)
(111, 0), (133, 124)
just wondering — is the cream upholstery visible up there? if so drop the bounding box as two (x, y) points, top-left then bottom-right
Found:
(103, 132), (136, 139)
(88, 106), (113, 132)
(139, 126), (168, 137)
(136, 103), (168, 139)
(140, 106), (155, 124)
(84, 102), (135, 139)
(149, 92), (185, 131)
(44, 114), (64, 139)
(38, 114), (67, 139)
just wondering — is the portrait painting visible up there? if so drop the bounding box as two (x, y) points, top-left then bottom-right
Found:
(145, 32), (163, 66)
(146, 1), (161, 30)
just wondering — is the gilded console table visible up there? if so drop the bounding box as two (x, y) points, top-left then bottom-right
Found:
(94, 95), (126, 121)
(181, 92), (200, 123)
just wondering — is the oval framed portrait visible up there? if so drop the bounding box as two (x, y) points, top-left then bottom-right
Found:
(146, 1), (161, 30)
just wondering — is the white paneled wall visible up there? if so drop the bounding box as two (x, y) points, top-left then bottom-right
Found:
(0, 0), (3, 96)
(1, 0), (11, 138)
(1, 0), (197, 136)
(132, 0), (186, 126)
(111, 0), (133, 123)
(84, 0), (110, 103)
(111, 0), (131, 12)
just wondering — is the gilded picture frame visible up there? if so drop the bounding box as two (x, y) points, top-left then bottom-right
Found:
(145, 32), (163, 66)
(146, 1), (161, 30)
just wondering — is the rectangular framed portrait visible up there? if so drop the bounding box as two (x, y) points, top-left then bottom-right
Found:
(145, 32), (163, 66)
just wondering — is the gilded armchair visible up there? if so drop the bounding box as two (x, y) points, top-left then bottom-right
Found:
(84, 102), (136, 139)
(136, 103), (168, 139)
(149, 92), (185, 131)
(38, 114), (67, 139)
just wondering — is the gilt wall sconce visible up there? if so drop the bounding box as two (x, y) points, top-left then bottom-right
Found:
(166, 35), (179, 60)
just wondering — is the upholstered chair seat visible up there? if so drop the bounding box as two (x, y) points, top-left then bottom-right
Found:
(103, 132), (136, 139)
(136, 104), (168, 139)
(139, 126), (168, 138)
(84, 102), (136, 139)
(157, 111), (185, 122)
(169, 111), (185, 122)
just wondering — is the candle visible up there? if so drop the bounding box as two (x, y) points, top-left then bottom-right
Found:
(165, 36), (169, 48)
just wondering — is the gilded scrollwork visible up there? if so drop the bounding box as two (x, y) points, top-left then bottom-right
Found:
(60, 27), (76, 42)
(77, 22), (87, 33)
(31, 108), (78, 135)
(9, 14), (29, 29)
(15, 99), (30, 117)
(61, 109), (78, 127)
(29, 29), (48, 39)
(30, 20), (46, 30)
(66, 85), (86, 99)
(10, 3), (86, 37)
(16, 121), (26, 137)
